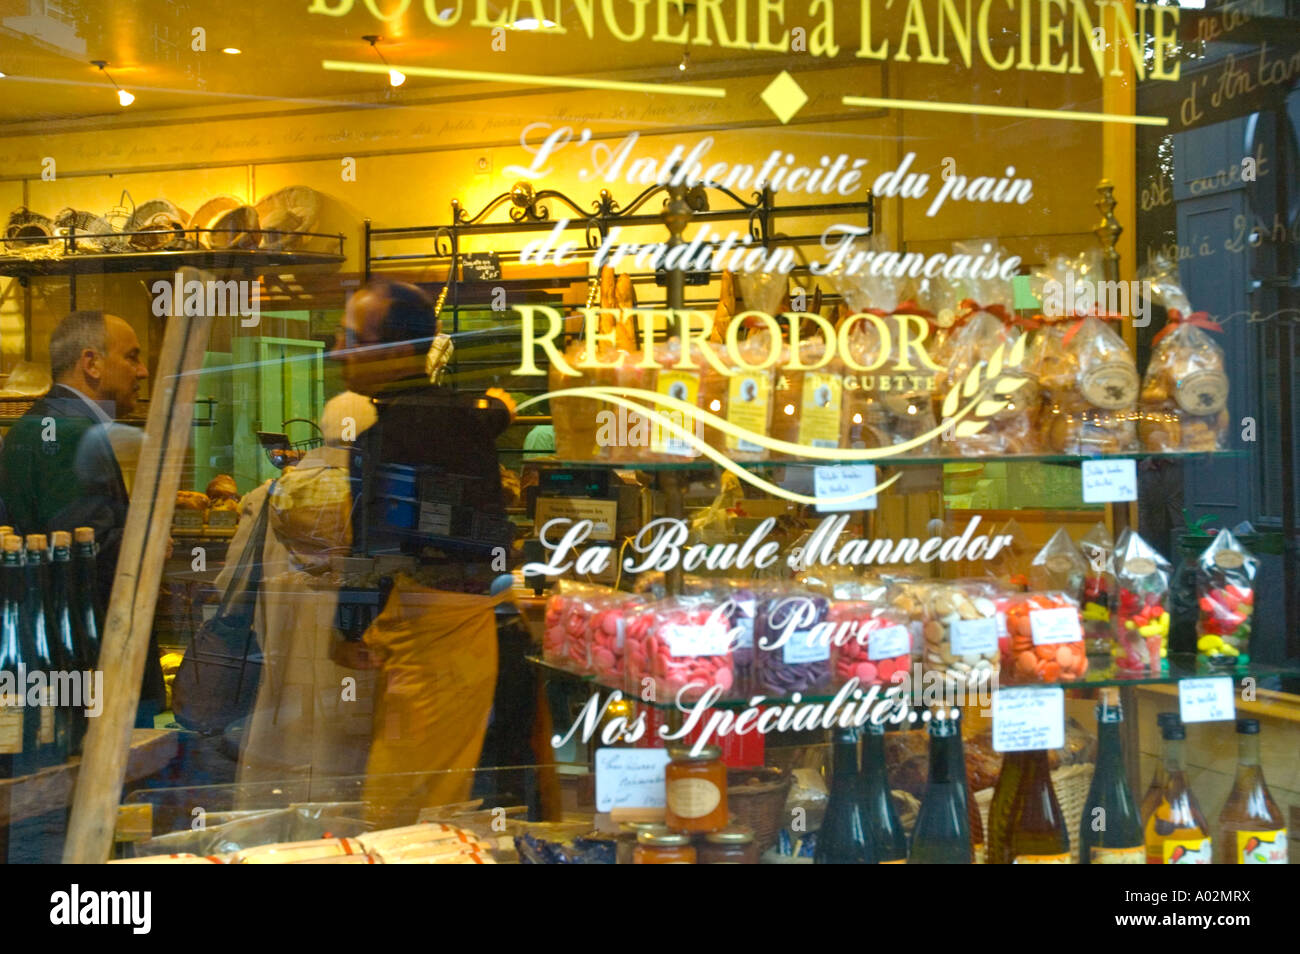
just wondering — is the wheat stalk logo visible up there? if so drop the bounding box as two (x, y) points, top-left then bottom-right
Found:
(939, 333), (1031, 439)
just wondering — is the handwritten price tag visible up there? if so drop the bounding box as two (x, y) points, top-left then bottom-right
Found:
(1179, 677), (1236, 723)
(993, 688), (1065, 752)
(814, 464), (878, 513)
(595, 748), (670, 811)
(1081, 458), (1137, 503)
(868, 624), (911, 661)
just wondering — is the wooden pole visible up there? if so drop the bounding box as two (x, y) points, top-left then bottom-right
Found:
(63, 277), (212, 863)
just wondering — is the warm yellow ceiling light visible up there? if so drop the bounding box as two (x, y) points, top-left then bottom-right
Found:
(91, 60), (133, 108)
(511, 17), (557, 29)
(362, 35), (405, 88)
(222, 48), (241, 55)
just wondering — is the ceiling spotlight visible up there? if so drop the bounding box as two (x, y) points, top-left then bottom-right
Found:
(679, 46), (690, 71)
(362, 35), (405, 87)
(222, 47), (241, 55)
(512, 17), (557, 29)
(91, 60), (133, 107)
(0, 71), (7, 79)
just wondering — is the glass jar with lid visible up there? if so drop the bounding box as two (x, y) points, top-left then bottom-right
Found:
(665, 744), (728, 833)
(699, 826), (758, 864)
(633, 827), (697, 864)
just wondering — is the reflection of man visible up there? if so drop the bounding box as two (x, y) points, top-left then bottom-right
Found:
(0, 310), (164, 723)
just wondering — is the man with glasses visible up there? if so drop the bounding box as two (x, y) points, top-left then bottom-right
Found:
(0, 309), (163, 726)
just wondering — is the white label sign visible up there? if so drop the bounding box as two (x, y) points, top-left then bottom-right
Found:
(951, 617), (999, 655)
(993, 688), (1066, 752)
(814, 464), (878, 513)
(1179, 677), (1236, 723)
(1029, 606), (1082, 645)
(662, 621), (732, 658)
(1081, 458), (1137, 503)
(868, 624), (911, 661)
(783, 630), (831, 664)
(595, 748), (671, 812)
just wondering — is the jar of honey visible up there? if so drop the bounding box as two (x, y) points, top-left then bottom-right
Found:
(633, 827), (696, 864)
(664, 744), (728, 833)
(698, 826), (758, 864)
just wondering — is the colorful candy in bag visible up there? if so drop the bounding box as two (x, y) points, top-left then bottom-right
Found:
(999, 591), (1087, 684)
(1078, 522), (1117, 655)
(1137, 257), (1230, 452)
(542, 580), (606, 672)
(754, 590), (832, 695)
(1113, 529), (1172, 674)
(588, 590), (645, 682)
(1195, 528), (1257, 668)
(623, 594), (736, 703)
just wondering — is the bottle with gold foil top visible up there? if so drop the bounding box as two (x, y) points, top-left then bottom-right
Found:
(664, 744), (727, 833)
(1145, 720), (1211, 863)
(1139, 712), (1181, 828)
(1216, 719), (1287, 864)
(989, 749), (1070, 864)
(1079, 689), (1143, 863)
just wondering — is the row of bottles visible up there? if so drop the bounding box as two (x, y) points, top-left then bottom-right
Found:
(817, 693), (1287, 864)
(0, 527), (102, 779)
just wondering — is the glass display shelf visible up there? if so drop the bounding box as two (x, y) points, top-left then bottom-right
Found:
(511, 450), (1245, 471)
(527, 654), (1300, 711)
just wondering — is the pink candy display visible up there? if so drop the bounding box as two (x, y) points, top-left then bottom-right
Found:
(828, 601), (912, 688)
(588, 592), (644, 681)
(623, 595), (736, 703)
(541, 582), (606, 672)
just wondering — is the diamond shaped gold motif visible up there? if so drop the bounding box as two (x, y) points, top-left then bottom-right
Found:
(761, 71), (808, 124)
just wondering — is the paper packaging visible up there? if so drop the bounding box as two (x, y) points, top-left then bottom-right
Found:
(229, 837), (364, 864)
(1137, 256), (1230, 452)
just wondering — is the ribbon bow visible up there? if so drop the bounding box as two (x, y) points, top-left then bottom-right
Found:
(956, 298), (1012, 326)
(1062, 310), (1123, 346)
(1152, 308), (1222, 345)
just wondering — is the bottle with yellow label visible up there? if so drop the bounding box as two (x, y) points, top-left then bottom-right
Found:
(1145, 719), (1212, 863)
(1216, 719), (1287, 864)
(988, 749), (1070, 864)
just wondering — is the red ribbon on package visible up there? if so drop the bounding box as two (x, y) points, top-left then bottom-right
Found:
(956, 298), (1012, 325)
(1152, 308), (1223, 345)
(1062, 310), (1123, 346)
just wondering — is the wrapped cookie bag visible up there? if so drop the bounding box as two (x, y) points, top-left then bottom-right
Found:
(1028, 528), (1087, 605)
(933, 278), (1039, 456)
(1195, 529), (1257, 668)
(1137, 258), (1229, 452)
(1029, 254), (1140, 454)
(892, 580), (1001, 691)
(1112, 529), (1172, 674)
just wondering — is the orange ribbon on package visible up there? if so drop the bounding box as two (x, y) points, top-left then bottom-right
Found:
(1152, 308), (1222, 345)
(1061, 310), (1123, 346)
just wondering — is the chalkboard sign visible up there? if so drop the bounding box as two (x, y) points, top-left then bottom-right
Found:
(461, 253), (502, 282)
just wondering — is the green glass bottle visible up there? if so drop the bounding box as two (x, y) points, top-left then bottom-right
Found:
(909, 713), (972, 864)
(71, 527), (103, 671)
(1078, 689), (1143, 863)
(23, 534), (65, 768)
(861, 720), (907, 862)
(0, 535), (37, 779)
(46, 531), (86, 755)
(816, 726), (878, 864)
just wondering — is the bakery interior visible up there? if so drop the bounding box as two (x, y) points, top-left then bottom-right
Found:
(0, 0), (1295, 865)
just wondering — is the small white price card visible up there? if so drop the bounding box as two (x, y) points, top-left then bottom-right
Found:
(783, 630), (831, 664)
(868, 624), (911, 661)
(1081, 458), (1137, 503)
(1179, 677), (1236, 723)
(595, 748), (670, 812)
(993, 688), (1066, 752)
(814, 464), (878, 513)
(951, 617), (999, 655)
(662, 621), (732, 657)
(1029, 606), (1082, 645)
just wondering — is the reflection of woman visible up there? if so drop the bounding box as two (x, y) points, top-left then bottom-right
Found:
(216, 391), (378, 799)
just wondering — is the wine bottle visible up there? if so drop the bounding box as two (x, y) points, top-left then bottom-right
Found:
(46, 531), (86, 755)
(1216, 719), (1287, 864)
(1078, 689), (1143, 863)
(23, 535), (64, 768)
(861, 721), (907, 862)
(1145, 719), (1211, 863)
(71, 527), (102, 671)
(816, 726), (878, 864)
(1139, 711), (1180, 828)
(990, 749), (1070, 864)
(909, 713), (972, 864)
(0, 535), (37, 779)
